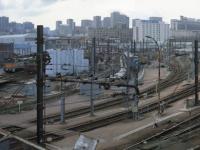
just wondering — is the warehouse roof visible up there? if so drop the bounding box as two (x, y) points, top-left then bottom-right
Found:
(0, 33), (36, 39)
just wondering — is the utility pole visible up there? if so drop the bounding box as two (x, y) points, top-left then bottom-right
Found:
(90, 37), (96, 116)
(134, 40), (136, 55)
(168, 39), (171, 67)
(194, 40), (199, 105)
(60, 75), (65, 124)
(107, 38), (110, 63)
(135, 61), (139, 88)
(142, 39), (145, 55)
(111, 39), (114, 76)
(36, 25), (45, 145)
(132, 40), (138, 86)
(130, 40), (133, 53)
(126, 45), (130, 108)
(73, 49), (75, 75)
(158, 45), (161, 114)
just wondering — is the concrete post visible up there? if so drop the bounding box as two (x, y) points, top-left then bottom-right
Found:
(36, 25), (45, 146)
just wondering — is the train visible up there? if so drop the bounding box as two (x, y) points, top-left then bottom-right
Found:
(3, 56), (37, 73)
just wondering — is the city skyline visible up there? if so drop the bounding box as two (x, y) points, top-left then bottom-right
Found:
(1, 0), (200, 29)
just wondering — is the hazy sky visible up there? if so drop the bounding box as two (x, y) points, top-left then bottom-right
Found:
(0, 0), (200, 29)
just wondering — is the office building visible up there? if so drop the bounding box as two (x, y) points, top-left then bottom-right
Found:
(46, 37), (87, 49)
(88, 28), (132, 43)
(171, 16), (200, 31)
(170, 16), (200, 38)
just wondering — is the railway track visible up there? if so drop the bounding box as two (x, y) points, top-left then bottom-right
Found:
(140, 62), (187, 95)
(0, 74), (16, 85)
(124, 110), (200, 150)
(60, 83), (200, 132)
(24, 81), (199, 144)
(30, 60), (187, 124)
(1, 59), (193, 144)
(30, 96), (125, 123)
(0, 71), (35, 86)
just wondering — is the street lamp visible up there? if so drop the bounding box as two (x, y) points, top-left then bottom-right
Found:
(145, 36), (162, 115)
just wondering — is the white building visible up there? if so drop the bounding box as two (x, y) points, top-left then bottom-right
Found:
(46, 49), (89, 77)
(132, 17), (170, 43)
(0, 33), (36, 55)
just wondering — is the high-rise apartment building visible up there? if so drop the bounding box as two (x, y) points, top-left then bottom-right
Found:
(9, 22), (17, 33)
(67, 19), (75, 29)
(23, 22), (34, 32)
(102, 17), (111, 28)
(111, 12), (129, 29)
(67, 19), (75, 35)
(132, 17), (170, 42)
(81, 20), (93, 29)
(93, 16), (102, 28)
(9, 22), (24, 34)
(16, 23), (24, 34)
(0, 16), (35, 34)
(0, 16), (9, 32)
(56, 21), (62, 31)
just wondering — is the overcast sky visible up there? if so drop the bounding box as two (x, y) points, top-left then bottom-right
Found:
(0, 0), (199, 29)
